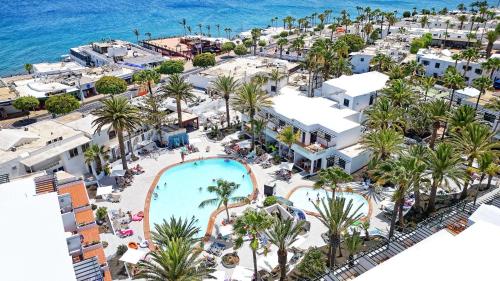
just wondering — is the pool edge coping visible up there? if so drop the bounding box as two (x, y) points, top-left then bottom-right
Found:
(285, 184), (373, 222)
(143, 156), (258, 246)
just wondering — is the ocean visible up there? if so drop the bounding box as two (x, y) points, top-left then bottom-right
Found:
(1, 0), (475, 76)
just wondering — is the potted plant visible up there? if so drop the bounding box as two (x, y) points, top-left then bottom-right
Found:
(95, 206), (108, 225)
(221, 252), (240, 268)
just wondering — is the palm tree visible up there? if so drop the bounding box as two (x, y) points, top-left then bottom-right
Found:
(485, 31), (498, 58)
(363, 97), (406, 131)
(460, 48), (480, 78)
(451, 53), (461, 69)
(179, 18), (187, 36)
(233, 209), (273, 280)
(251, 28), (262, 55)
(269, 69), (285, 94)
(291, 36), (305, 59)
(212, 75), (239, 126)
(345, 231), (363, 267)
(426, 99), (448, 149)
(332, 57), (353, 78)
(420, 76), (436, 101)
(277, 38), (288, 59)
(313, 166), (353, 198)
(382, 79), (415, 107)
(145, 32), (152, 40)
(361, 128), (403, 167)
(133, 28), (140, 43)
(406, 144), (429, 212)
(457, 15), (468, 30)
(277, 125), (299, 162)
(151, 217), (200, 246)
(133, 69), (160, 96)
(84, 144), (105, 180)
(441, 68), (466, 139)
(265, 217), (304, 281)
(24, 63), (33, 74)
(472, 152), (495, 205)
(425, 143), (465, 213)
(472, 76), (492, 110)
(199, 179), (248, 223)
(161, 74), (195, 128)
(138, 93), (167, 146)
(371, 53), (392, 72)
(450, 123), (498, 199)
(92, 96), (141, 170)
(448, 105), (477, 133)
(481, 57), (500, 80)
(252, 118), (267, 146)
(419, 15), (429, 29)
(385, 12), (397, 38)
(485, 161), (500, 190)
(485, 97), (500, 132)
(135, 238), (214, 280)
(314, 196), (363, 268)
(232, 82), (273, 150)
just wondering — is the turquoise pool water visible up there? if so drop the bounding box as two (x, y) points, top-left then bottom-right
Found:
(149, 159), (254, 235)
(288, 187), (369, 217)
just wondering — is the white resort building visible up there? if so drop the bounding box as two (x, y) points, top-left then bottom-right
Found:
(255, 86), (370, 175)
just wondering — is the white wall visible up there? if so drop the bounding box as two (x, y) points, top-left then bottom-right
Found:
(335, 126), (362, 150)
(350, 54), (373, 74)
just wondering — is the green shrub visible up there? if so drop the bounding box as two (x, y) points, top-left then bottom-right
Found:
(193, 53), (216, 68)
(45, 94), (80, 115)
(221, 42), (236, 54)
(402, 11), (411, 18)
(157, 60), (184, 74)
(279, 31), (289, 38)
(258, 39), (267, 47)
(234, 44), (248, 56)
(116, 244), (128, 257)
(95, 76), (127, 95)
(95, 206), (108, 221)
(263, 196), (277, 207)
(337, 34), (365, 52)
(13, 96), (39, 114)
(297, 248), (326, 278)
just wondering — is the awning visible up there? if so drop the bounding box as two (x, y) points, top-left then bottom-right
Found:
(96, 185), (113, 196)
(237, 140), (251, 149)
(21, 136), (90, 167)
(279, 162), (294, 171)
(119, 248), (147, 264)
(222, 133), (239, 143)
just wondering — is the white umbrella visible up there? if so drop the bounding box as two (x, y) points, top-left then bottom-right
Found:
(218, 224), (233, 237)
(204, 270), (226, 281)
(96, 185), (113, 196)
(110, 169), (126, 177)
(119, 248), (147, 264)
(222, 134), (239, 143)
(279, 162), (294, 171)
(257, 251), (293, 272)
(237, 140), (251, 149)
(231, 266), (254, 281)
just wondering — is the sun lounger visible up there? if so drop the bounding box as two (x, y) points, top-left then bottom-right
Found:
(118, 228), (134, 238)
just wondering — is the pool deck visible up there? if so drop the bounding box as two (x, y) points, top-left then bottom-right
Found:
(91, 129), (390, 279)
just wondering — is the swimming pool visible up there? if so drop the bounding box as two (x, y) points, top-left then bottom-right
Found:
(148, 158), (255, 236)
(288, 187), (370, 217)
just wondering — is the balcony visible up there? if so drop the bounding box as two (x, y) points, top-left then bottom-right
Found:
(67, 234), (83, 256)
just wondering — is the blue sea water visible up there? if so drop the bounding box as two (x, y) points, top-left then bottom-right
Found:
(1, 0), (474, 76)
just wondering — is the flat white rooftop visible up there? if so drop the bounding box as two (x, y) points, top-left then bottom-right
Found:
(323, 72), (389, 97)
(269, 86), (360, 134)
(0, 186), (76, 281)
(198, 56), (297, 79)
(33, 61), (86, 75)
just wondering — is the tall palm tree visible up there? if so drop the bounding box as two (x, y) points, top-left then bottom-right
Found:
(406, 144), (429, 212)
(361, 128), (403, 167)
(233, 209), (273, 280)
(460, 48), (480, 78)
(450, 123), (498, 199)
(251, 73), (269, 87)
(265, 217), (304, 281)
(161, 74), (195, 128)
(485, 97), (500, 131)
(485, 31), (498, 58)
(198, 179), (248, 223)
(135, 238), (214, 280)
(212, 75), (239, 126)
(332, 57), (353, 78)
(363, 97), (406, 131)
(92, 96), (141, 170)
(419, 15), (429, 29)
(420, 76), (436, 101)
(371, 53), (392, 72)
(314, 196), (363, 268)
(457, 14), (468, 30)
(179, 18), (187, 36)
(269, 69), (285, 94)
(472, 152), (495, 205)
(481, 57), (500, 80)
(313, 166), (353, 198)
(151, 217), (200, 246)
(133, 28), (140, 43)
(251, 28), (262, 55)
(426, 99), (448, 149)
(232, 82), (273, 150)
(277, 38), (288, 59)
(138, 93), (167, 146)
(425, 143), (465, 213)
(382, 79), (415, 107)
(252, 118), (267, 146)
(472, 76), (492, 110)
(448, 105), (477, 133)
(133, 69), (160, 96)
(24, 63), (33, 74)
(84, 144), (103, 180)
(442, 67), (466, 139)
(277, 125), (299, 162)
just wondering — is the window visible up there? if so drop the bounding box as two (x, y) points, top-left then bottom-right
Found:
(422, 60), (429, 66)
(81, 143), (89, 152)
(369, 95), (375, 105)
(338, 158), (346, 169)
(484, 112), (496, 123)
(475, 68), (482, 75)
(360, 58), (365, 62)
(69, 148), (79, 158)
(343, 99), (350, 107)
(108, 131), (117, 139)
(456, 98), (462, 105)
(271, 85), (277, 92)
(324, 134), (331, 142)
(435, 63), (440, 69)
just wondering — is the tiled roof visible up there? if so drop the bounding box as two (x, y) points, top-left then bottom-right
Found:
(58, 181), (89, 208)
(75, 209), (95, 225)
